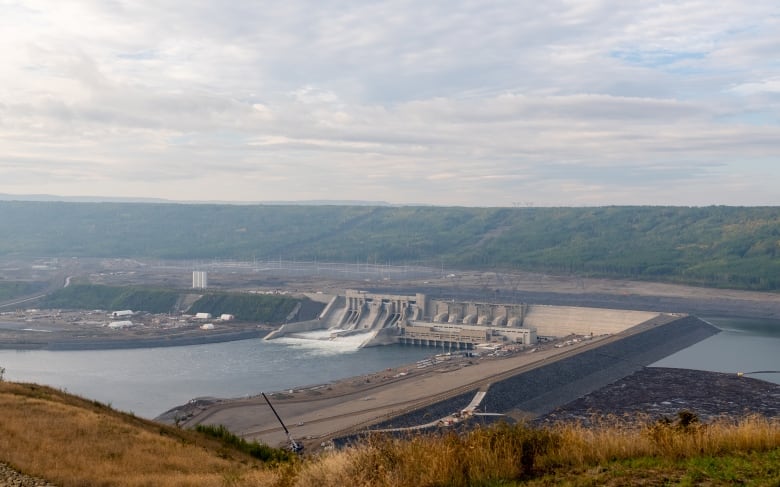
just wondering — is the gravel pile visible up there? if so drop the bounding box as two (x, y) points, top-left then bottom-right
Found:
(537, 367), (780, 425)
(0, 463), (56, 487)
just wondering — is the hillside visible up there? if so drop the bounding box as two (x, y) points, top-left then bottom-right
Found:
(0, 380), (778, 486)
(38, 284), (315, 322)
(0, 381), (286, 486)
(39, 284), (181, 313)
(1, 202), (780, 290)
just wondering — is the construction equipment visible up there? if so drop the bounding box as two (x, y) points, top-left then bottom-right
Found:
(261, 392), (303, 454)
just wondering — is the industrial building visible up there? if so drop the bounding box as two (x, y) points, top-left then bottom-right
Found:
(267, 290), (547, 349)
(192, 271), (208, 289)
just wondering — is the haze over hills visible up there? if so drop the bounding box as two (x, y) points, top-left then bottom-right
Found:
(2, 201), (779, 291)
(0, 193), (392, 206)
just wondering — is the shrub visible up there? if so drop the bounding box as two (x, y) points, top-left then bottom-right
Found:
(195, 424), (295, 463)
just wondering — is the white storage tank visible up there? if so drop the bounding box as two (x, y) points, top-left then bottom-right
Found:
(108, 320), (134, 329)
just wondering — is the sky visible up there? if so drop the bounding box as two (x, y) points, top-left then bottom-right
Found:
(1, 0), (779, 207)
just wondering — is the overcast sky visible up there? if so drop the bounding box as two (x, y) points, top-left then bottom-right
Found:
(1, 1), (779, 206)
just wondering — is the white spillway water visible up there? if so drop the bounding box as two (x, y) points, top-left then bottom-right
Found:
(275, 329), (376, 354)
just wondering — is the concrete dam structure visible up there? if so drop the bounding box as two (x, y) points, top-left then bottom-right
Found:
(265, 290), (661, 349)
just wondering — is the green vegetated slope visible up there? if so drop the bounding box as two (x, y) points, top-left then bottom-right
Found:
(2, 202), (780, 290)
(38, 284), (308, 322)
(188, 293), (301, 322)
(0, 281), (45, 301)
(39, 284), (181, 313)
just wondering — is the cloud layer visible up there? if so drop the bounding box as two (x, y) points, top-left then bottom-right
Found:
(1, 0), (779, 205)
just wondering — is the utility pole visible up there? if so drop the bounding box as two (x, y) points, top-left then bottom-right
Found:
(261, 393), (303, 453)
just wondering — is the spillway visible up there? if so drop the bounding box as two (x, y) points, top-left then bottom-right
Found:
(265, 290), (668, 349)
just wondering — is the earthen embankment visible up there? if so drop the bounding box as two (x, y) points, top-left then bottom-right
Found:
(363, 315), (718, 431)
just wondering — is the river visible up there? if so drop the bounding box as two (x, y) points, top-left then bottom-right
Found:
(0, 317), (777, 418)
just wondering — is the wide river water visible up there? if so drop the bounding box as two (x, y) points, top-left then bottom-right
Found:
(0, 317), (777, 418)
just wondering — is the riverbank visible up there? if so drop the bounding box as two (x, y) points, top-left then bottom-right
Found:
(0, 320), (272, 350)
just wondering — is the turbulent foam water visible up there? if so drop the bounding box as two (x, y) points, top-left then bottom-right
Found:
(275, 329), (375, 355)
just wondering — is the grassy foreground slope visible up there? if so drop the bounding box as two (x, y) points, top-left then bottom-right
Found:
(1, 380), (778, 486)
(2, 202), (780, 290)
(0, 381), (283, 486)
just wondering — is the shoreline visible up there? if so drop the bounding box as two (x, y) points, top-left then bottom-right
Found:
(0, 327), (271, 351)
(0, 309), (775, 352)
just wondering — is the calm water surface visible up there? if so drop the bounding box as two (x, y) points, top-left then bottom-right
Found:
(0, 335), (433, 418)
(651, 316), (780, 385)
(1, 316), (777, 418)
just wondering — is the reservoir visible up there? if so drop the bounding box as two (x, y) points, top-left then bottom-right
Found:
(653, 316), (780, 384)
(0, 316), (777, 419)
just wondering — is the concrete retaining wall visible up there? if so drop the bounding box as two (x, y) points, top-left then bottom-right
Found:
(524, 305), (659, 336)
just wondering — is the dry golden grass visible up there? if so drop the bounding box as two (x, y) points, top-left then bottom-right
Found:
(0, 382), (279, 487)
(543, 412), (780, 468)
(289, 414), (780, 487)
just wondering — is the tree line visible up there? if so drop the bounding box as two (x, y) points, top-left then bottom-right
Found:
(2, 202), (778, 290)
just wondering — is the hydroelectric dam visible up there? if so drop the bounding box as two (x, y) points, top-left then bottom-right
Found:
(175, 290), (721, 450)
(265, 290), (670, 349)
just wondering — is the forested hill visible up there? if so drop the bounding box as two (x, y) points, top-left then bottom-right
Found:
(1, 202), (779, 290)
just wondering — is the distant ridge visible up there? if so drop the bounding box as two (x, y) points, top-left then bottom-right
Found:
(0, 193), (170, 204)
(0, 193), (394, 206)
(1, 201), (779, 290)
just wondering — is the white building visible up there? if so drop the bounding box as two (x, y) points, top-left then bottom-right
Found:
(195, 312), (212, 320)
(111, 310), (133, 318)
(192, 271), (208, 289)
